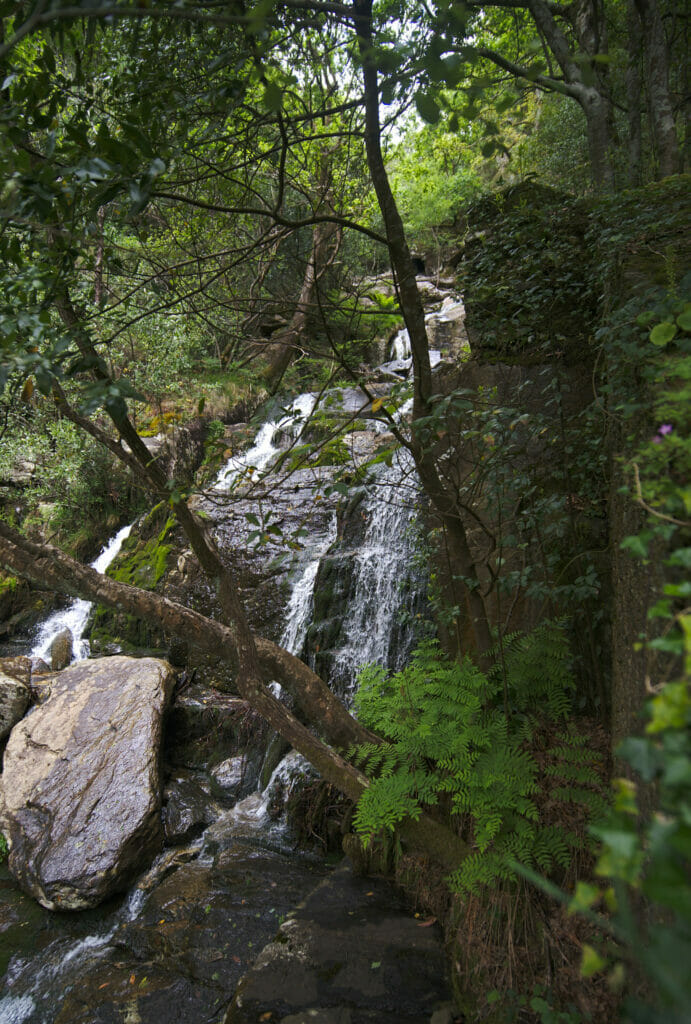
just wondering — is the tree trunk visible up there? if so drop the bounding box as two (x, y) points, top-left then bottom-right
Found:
(528, 0), (617, 188)
(626, 0), (643, 186)
(0, 521), (470, 870)
(581, 87), (617, 189)
(353, 0), (493, 663)
(635, 0), (680, 178)
(262, 214), (339, 391)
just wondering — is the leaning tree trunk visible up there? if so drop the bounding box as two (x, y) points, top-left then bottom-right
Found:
(0, 520), (470, 871)
(262, 214), (339, 391)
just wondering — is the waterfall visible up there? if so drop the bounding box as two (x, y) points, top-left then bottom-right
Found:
(326, 449), (423, 700)
(215, 392), (316, 492)
(392, 326), (411, 361)
(280, 514), (338, 658)
(30, 523), (133, 664)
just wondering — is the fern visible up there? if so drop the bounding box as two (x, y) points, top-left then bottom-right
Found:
(489, 620), (575, 718)
(351, 625), (604, 894)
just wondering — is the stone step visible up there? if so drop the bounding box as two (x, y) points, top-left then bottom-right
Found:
(225, 860), (455, 1024)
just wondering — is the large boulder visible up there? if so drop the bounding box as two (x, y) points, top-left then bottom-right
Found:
(0, 656), (31, 740)
(0, 656), (176, 910)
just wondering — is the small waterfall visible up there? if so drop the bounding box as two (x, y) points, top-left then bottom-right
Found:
(218, 750), (309, 836)
(0, 385), (430, 1024)
(392, 326), (411, 361)
(215, 393), (316, 492)
(327, 449), (423, 700)
(280, 514), (337, 658)
(30, 523), (133, 664)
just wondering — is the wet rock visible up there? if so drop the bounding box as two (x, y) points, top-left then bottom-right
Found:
(8, 838), (327, 1024)
(225, 861), (452, 1024)
(210, 755), (246, 800)
(167, 635), (188, 667)
(30, 656), (51, 676)
(0, 656), (176, 910)
(0, 655), (31, 689)
(165, 683), (261, 774)
(162, 772), (221, 844)
(0, 657), (31, 740)
(49, 628), (73, 670)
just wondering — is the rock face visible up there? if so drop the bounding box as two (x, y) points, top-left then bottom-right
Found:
(0, 656), (176, 910)
(0, 656), (31, 740)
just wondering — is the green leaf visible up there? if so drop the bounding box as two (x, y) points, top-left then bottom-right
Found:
(414, 92), (440, 125)
(263, 82), (283, 112)
(581, 943), (606, 977)
(649, 321), (677, 347)
(568, 881), (599, 914)
(676, 306), (691, 332)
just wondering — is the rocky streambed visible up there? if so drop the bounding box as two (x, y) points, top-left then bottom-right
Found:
(0, 294), (468, 1023)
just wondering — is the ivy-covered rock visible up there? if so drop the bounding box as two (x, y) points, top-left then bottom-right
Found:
(454, 182), (596, 364)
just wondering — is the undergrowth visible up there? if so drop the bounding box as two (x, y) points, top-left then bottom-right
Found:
(350, 623), (608, 897)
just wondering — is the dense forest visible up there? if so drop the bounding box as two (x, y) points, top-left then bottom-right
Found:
(0, 1), (689, 1022)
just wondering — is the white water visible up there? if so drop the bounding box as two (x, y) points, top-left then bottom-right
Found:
(280, 513), (337, 657)
(215, 393), (316, 492)
(224, 750), (310, 832)
(0, 932), (116, 1024)
(30, 523), (133, 664)
(1, 385), (426, 1022)
(389, 327), (442, 369)
(328, 449), (420, 699)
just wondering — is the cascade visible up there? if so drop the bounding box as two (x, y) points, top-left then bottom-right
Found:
(0, 387), (428, 1024)
(30, 523), (133, 664)
(329, 449), (422, 698)
(215, 392), (316, 492)
(280, 513), (338, 662)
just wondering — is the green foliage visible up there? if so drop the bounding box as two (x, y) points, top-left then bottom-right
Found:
(351, 626), (603, 894)
(519, 216), (691, 1021)
(457, 183), (596, 361)
(387, 123), (482, 251)
(0, 832), (7, 863)
(0, 397), (137, 549)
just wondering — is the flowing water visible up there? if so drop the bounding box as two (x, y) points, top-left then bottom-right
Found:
(30, 524), (133, 664)
(0, 386), (426, 1024)
(214, 392), (316, 492)
(325, 449), (423, 700)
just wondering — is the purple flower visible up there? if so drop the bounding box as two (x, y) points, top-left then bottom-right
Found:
(652, 423), (674, 442)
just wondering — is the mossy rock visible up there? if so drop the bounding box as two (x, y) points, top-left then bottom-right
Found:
(87, 510), (175, 651)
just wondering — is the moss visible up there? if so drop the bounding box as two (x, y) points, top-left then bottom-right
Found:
(87, 513), (175, 651)
(109, 516), (175, 591)
(0, 573), (19, 596)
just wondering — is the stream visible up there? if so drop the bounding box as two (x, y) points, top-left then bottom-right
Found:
(0, 383), (429, 1024)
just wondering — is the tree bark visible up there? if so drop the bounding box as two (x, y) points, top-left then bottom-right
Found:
(527, 0), (616, 188)
(634, 0), (680, 178)
(626, 0), (643, 186)
(262, 176), (340, 390)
